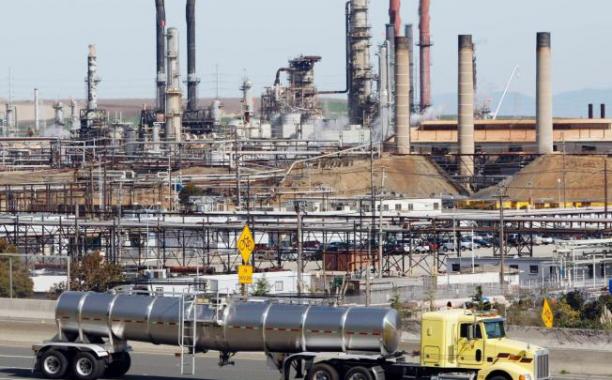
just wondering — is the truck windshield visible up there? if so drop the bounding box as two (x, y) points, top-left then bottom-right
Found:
(484, 320), (505, 339)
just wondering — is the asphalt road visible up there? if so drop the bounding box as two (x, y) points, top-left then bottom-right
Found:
(1, 344), (611, 380)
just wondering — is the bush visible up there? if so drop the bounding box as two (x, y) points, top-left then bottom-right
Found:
(252, 278), (271, 296)
(70, 252), (124, 292)
(0, 239), (33, 298)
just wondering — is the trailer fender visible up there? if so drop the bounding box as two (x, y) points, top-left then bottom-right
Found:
(281, 353), (317, 380)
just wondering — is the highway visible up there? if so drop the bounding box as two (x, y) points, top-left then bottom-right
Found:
(0, 344), (610, 380)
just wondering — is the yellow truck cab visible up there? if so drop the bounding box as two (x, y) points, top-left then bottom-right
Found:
(420, 309), (550, 380)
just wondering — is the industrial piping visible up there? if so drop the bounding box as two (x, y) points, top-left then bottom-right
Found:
(395, 36), (410, 154)
(186, 0), (199, 111)
(418, 0), (432, 112)
(458, 35), (475, 179)
(155, 0), (167, 112)
(536, 32), (553, 154)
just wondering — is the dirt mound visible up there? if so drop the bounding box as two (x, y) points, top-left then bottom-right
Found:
(476, 154), (611, 203)
(281, 154), (463, 198)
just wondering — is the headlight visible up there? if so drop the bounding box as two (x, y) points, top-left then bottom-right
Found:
(518, 374), (533, 380)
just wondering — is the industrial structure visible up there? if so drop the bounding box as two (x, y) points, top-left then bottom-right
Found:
(3, 1), (612, 346)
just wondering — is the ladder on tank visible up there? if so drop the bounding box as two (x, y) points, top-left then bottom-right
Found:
(179, 293), (197, 375)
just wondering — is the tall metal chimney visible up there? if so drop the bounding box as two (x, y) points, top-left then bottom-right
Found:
(405, 25), (415, 113)
(458, 35), (475, 178)
(34, 88), (40, 132)
(536, 32), (553, 154)
(155, 0), (167, 112)
(601, 103), (606, 119)
(395, 36), (411, 154)
(348, 0), (373, 126)
(186, 0), (199, 111)
(165, 27), (183, 143)
(389, 0), (401, 37)
(70, 99), (79, 133)
(86, 44), (99, 112)
(418, 0), (432, 112)
(588, 103), (594, 119)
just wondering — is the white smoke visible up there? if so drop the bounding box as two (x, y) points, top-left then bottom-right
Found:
(411, 105), (444, 125)
(40, 125), (71, 138)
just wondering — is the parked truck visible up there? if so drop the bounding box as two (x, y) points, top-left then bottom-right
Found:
(33, 291), (549, 380)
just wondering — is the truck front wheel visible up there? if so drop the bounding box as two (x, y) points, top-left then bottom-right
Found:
(344, 366), (373, 380)
(307, 362), (339, 380)
(39, 350), (69, 379)
(72, 352), (106, 380)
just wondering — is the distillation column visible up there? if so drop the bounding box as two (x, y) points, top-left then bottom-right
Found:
(348, 0), (373, 126)
(395, 36), (411, 154)
(165, 28), (183, 143)
(155, 0), (167, 112)
(186, 0), (199, 111)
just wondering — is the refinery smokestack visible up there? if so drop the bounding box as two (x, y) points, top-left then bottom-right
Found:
(186, 0), (199, 111)
(389, 0), (401, 36)
(87, 44), (99, 112)
(458, 35), (475, 179)
(419, 0), (432, 112)
(395, 36), (410, 154)
(34, 88), (40, 132)
(155, 0), (167, 112)
(166, 27), (183, 143)
(405, 24), (415, 113)
(536, 32), (553, 154)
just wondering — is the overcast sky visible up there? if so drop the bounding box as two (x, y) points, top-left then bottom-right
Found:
(1, 0), (611, 101)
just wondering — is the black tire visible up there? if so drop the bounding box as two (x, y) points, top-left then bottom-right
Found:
(307, 362), (339, 380)
(105, 352), (131, 378)
(39, 349), (69, 379)
(72, 351), (106, 380)
(344, 366), (373, 380)
(488, 376), (509, 380)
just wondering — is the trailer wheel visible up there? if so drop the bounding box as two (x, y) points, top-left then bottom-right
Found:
(307, 362), (339, 380)
(105, 352), (131, 378)
(344, 366), (373, 380)
(40, 350), (69, 379)
(72, 352), (106, 380)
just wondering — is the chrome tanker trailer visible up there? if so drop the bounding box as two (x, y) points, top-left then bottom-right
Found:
(34, 291), (548, 380)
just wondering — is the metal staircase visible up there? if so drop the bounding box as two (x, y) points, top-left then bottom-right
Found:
(179, 293), (197, 375)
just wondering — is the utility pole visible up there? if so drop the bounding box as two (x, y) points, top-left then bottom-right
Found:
(605, 157), (608, 227)
(496, 186), (507, 293)
(366, 225), (372, 306)
(295, 202), (303, 296)
(378, 167), (386, 278)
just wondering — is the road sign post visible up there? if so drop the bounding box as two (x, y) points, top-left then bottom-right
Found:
(541, 298), (554, 329)
(236, 225), (255, 297)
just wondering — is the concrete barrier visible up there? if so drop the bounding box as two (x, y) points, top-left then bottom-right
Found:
(0, 297), (55, 320)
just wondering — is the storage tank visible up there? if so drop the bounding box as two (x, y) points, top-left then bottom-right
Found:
(55, 291), (400, 355)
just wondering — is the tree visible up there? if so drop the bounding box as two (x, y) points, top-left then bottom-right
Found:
(252, 277), (271, 296)
(562, 290), (585, 311)
(178, 183), (204, 207)
(0, 239), (33, 298)
(70, 252), (124, 292)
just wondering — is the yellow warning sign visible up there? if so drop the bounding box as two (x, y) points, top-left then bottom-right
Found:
(238, 265), (253, 284)
(237, 225), (255, 263)
(541, 298), (554, 329)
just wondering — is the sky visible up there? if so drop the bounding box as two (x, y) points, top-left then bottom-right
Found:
(1, 0), (612, 102)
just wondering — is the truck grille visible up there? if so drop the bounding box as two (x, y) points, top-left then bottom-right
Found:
(535, 350), (550, 379)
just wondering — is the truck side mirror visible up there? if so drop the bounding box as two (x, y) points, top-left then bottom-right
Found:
(467, 327), (474, 341)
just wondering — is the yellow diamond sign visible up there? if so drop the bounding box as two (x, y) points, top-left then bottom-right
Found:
(238, 265), (253, 284)
(237, 225), (255, 263)
(541, 298), (554, 329)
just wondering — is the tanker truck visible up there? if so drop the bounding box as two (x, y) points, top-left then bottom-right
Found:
(33, 291), (549, 380)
